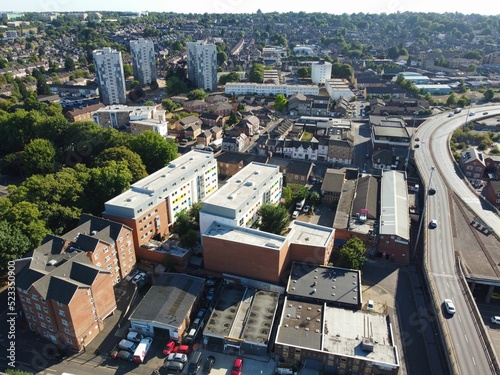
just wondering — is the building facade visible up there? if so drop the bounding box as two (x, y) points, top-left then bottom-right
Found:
(130, 38), (157, 86)
(93, 47), (126, 105)
(187, 40), (218, 92)
(311, 61), (332, 84)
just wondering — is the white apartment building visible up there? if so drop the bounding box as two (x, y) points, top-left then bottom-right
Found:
(130, 38), (157, 86)
(187, 40), (218, 92)
(93, 47), (126, 105)
(103, 150), (218, 248)
(225, 83), (320, 97)
(92, 105), (165, 129)
(199, 162), (282, 237)
(311, 61), (332, 84)
(325, 78), (353, 101)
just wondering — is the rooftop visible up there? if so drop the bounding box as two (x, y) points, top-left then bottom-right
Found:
(286, 262), (361, 308)
(287, 221), (334, 248)
(379, 170), (409, 240)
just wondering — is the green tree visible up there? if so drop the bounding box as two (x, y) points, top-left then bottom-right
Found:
(166, 76), (188, 95)
(446, 92), (458, 106)
(179, 229), (199, 249)
(129, 131), (178, 173)
(95, 146), (148, 183)
(484, 88), (495, 102)
(5, 368), (36, 375)
(20, 138), (56, 176)
(296, 67), (310, 78)
(258, 203), (290, 235)
(249, 63), (264, 83)
(217, 51), (228, 66)
(64, 56), (75, 71)
(123, 63), (133, 78)
(187, 88), (207, 100)
(288, 183), (309, 202)
(144, 100), (155, 106)
(218, 72), (240, 85)
(0, 220), (31, 271)
(162, 98), (180, 112)
(309, 191), (321, 206)
(274, 93), (288, 113)
(339, 237), (366, 270)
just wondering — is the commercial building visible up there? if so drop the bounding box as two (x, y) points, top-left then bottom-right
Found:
(311, 61), (332, 84)
(187, 40), (218, 92)
(93, 47), (126, 105)
(199, 162), (282, 236)
(104, 150), (218, 250)
(129, 38), (157, 86)
(15, 213), (136, 351)
(129, 273), (205, 340)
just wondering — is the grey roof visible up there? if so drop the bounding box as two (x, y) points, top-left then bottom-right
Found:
(321, 168), (346, 193)
(352, 175), (379, 220)
(130, 273), (205, 329)
(268, 157), (314, 176)
(379, 170), (409, 240)
(286, 262), (361, 308)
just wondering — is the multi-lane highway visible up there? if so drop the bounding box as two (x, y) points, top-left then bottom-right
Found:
(414, 106), (500, 375)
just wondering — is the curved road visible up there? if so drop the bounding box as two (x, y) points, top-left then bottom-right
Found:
(415, 106), (500, 375)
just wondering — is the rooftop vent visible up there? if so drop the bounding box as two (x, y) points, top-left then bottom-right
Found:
(48, 259), (57, 266)
(362, 337), (375, 352)
(305, 328), (309, 331)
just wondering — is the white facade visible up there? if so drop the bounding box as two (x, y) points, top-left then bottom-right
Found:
(311, 61), (332, 84)
(199, 162), (282, 236)
(130, 38), (157, 86)
(93, 47), (126, 105)
(187, 40), (218, 92)
(225, 83), (319, 97)
(325, 79), (353, 101)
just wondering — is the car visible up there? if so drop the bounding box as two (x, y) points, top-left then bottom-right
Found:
(167, 352), (188, 363)
(163, 359), (185, 372)
(206, 287), (216, 301)
(292, 210), (299, 219)
(367, 300), (374, 311)
(365, 153), (370, 159)
(125, 269), (140, 282)
(429, 219), (438, 229)
(428, 188), (436, 196)
(111, 350), (134, 361)
(206, 278), (217, 287)
(163, 340), (177, 356)
(203, 355), (216, 373)
(444, 299), (456, 315)
(448, 113), (454, 117)
(469, 112), (475, 116)
(483, 111), (489, 115)
(176, 344), (192, 355)
(491, 316), (500, 325)
(303, 205), (310, 213)
(415, 137), (420, 142)
(231, 357), (244, 375)
(131, 272), (146, 284)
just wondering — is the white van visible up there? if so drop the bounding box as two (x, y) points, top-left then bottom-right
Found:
(133, 337), (153, 364)
(118, 339), (137, 353)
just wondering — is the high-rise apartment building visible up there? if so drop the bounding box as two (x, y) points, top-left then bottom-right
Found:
(130, 38), (157, 86)
(311, 60), (332, 84)
(93, 47), (127, 105)
(187, 40), (217, 92)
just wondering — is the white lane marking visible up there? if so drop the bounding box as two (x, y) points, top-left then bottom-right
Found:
(464, 333), (468, 342)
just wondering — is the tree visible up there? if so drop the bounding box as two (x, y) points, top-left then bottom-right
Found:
(144, 100), (155, 106)
(123, 63), (133, 78)
(64, 56), (75, 71)
(95, 146), (148, 182)
(257, 203), (290, 235)
(249, 63), (264, 83)
(309, 191), (321, 206)
(166, 76), (188, 95)
(339, 237), (366, 270)
(129, 131), (178, 173)
(20, 138), (56, 176)
(484, 88), (495, 102)
(217, 51), (228, 66)
(274, 94), (288, 113)
(0, 220), (31, 272)
(446, 92), (458, 106)
(296, 67), (310, 78)
(162, 98), (180, 112)
(288, 183), (309, 202)
(219, 72), (240, 85)
(187, 88), (207, 100)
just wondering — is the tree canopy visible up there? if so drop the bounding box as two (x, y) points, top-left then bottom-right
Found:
(339, 237), (366, 270)
(128, 131), (178, 173)
(257, 203), (290, 235)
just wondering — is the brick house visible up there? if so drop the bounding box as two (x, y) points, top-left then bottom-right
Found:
(64, 103), (105, 122)
(485, 180), (500, 209)
(200, 112), (224, 127)
(461, 147), (486, 186)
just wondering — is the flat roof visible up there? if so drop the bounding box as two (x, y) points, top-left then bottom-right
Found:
(286, 262), (361, 307)
(202, 162), (280, 211)
(379, 170), (409, 240)
(204, 222), (286, 250)
(373, 125), (409, 138)
(287, 221), (334, 247)
(129, 273), (205, 329)
(323, 307), (398, 366)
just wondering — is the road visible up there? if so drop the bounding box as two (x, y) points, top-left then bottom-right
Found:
(415, 106), (500, 375)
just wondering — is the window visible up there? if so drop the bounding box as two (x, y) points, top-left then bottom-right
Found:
(59, 309), (65, 317)
(35, 304), (41, 310)
(40, 322), (46, 329)
(62, 319), (68, 326)
(94, 253), (99, 259)
(46, 317), (51, 323)
(31, 294), (38, 301)
(105, 256), (110, 262)
(64, 328), (70, 334)
(43, 307), (48, 313)
(67, 338), (73, 344)
(38, 313), (44, 319)
(57, 301), (63, 307)
(87, 289), (91, 295)
(26, 298), (31, 304)
(49, 326), (54, 332)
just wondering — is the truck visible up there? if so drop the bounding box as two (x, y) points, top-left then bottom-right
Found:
(295, 198), (306, 211)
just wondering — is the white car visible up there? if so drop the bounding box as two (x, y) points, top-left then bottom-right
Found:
(132, 272), (146, 285)
(292, 211), (299, 219)
(367, 300), (374, 311)
(469, 111), (475, 116)
(491, 316), (500, 325)
(444, 299), (456, 315)
(167, 352), (188, 363)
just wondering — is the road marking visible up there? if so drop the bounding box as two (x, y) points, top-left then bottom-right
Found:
(464, 333), (468, 342)
(472, 356), (476, 365)
(458, 314), (462, 323)
(446, 281), (450, 288)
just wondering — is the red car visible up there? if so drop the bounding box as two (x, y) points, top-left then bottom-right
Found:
(231, 357), (243, 375)
(175, 344), (192, 355)
(162, 340), (177, 356)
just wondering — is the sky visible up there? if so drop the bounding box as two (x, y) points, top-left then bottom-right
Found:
(2, 0), (500, 16)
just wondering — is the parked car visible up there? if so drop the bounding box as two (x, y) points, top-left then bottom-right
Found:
(444, 299), (456, 315)
(231, 357), (244, 375)
(163, 340), (177, 356)
(491, 316), (500, 325)
(303, 205), (310, 214)
(367, 300), (374, 311)
(125, 269), (140, 282)
(483, 112), (489, 115)
(428, 188), (436, 196)
(132, 272), (146, 284)
(176, 344), (192, 355)
(163, 359), (185, 372)
(206, 288), (216, 301)
(292, 210), (299, 219)
(127, 331), (144, 343)
(118, 339), (137, 353)
(111, 349), (134, 361)
(167, 352), (188, 363)
(203, 355), (216, 373)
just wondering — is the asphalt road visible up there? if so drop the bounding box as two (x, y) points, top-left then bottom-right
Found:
(415, 106), (500, 375)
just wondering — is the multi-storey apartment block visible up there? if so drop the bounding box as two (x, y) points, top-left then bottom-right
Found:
(103, 150), (218, 250)
(187, 40), (218, 92)
(199, 162), (282, 236)
(129, 38), (157, 86)
(93, 47), (126, 105)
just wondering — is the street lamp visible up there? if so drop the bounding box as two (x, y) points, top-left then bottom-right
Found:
(413, 166), (435, 258)
(405, 112), (418, 173)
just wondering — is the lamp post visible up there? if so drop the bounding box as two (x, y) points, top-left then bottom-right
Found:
(405, 111), (418, 173)
(413, 166), (435, 258)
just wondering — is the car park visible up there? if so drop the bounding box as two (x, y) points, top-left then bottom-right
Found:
(163, 340), (177, 356)
(491, 316), (500, 325)
(444, 299), (456, 315)
(203, 355), (216, 373)
(187, 352), (203, 375)
(231, 357), (244, 375)
(429, 219), (438, 229)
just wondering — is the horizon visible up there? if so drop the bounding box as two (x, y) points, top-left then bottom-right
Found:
(1, 1), (500, 16)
